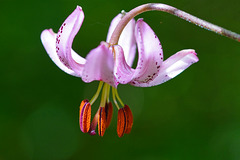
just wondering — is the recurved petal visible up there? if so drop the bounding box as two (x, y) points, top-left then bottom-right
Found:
(56, 6), (85, 76)
(106, 14), (136, 67)
(114, 45), (134, 84)
(82, 42), (117, 87)
(130, 49), (199, 87)
(130, 19), (163, 84)
(41, 29), (85, 77)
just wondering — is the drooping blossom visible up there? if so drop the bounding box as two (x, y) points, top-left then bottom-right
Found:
(41, 6), (198, 137)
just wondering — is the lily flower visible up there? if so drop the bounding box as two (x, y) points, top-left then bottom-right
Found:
(114, 18), (199, 87)
(41, 6), (198, 137)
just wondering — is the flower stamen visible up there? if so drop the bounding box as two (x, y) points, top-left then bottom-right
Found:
(88, 108), (99, 136)
(112, 87), (120, 110)
(98, 107), (106, 136)
(114, 88), (124, 107)
(100, 83), (110, 107)
(117, 105), (133, 137)
(123, 105), (133, 134)
(89, 81), (104, 105)
(79, 100), (91, 133)
(80, 83), (133, 137)
(117, 107), (126, 137)
(105, 102), (113, 128)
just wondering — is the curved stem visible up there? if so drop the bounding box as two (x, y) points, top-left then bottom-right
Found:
(109, 3), (240, 45)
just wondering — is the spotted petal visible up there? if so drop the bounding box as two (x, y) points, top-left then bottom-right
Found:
(114, 45), (134, 84)
(130, 19), (164, 85)
(81, 42), (117, 87)
(56, 6), (85, 76)
(41, 29), (82, 77)
(130, 49), (199, 87)
(106, 14), (136, 67)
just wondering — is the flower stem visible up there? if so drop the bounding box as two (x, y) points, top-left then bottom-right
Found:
(109, 3), (240, 45)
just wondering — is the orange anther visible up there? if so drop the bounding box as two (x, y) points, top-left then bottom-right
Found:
(80, 99), (88, 111)
(79, 100), (91, 133)
(98, 107), (106, 137)
(105, 102), (113, 128)
(117, 105), (133, 137)
(117, 108), (126, 138)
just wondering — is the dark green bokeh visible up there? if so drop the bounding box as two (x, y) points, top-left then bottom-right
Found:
(1, 0), (240, 159)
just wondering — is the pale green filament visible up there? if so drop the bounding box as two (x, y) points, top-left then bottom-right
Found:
(112, 87), (120, 110)
(100, 83), (107, 107)
(89, 81), (124, 110)
(106, 84), (110, 103)
(100, 83), (110, 107)
(89, 81), (103, 105)
(112, 87), (125, 109)
(114, 88), (124, 107)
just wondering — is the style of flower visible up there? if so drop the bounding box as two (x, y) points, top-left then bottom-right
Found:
(41, 6), (198, 137)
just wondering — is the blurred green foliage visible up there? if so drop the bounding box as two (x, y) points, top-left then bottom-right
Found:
(0, 0), (240, 159)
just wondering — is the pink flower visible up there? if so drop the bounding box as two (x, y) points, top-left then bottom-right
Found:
(41, 6), (198, 137)
(41, 6), (135, 87)
(41, 6), (198, 88)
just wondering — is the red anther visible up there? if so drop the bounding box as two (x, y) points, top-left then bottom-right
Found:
(123, 105), (133, 134)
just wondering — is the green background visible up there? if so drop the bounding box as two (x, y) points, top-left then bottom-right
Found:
(1, 0), (240, 159)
